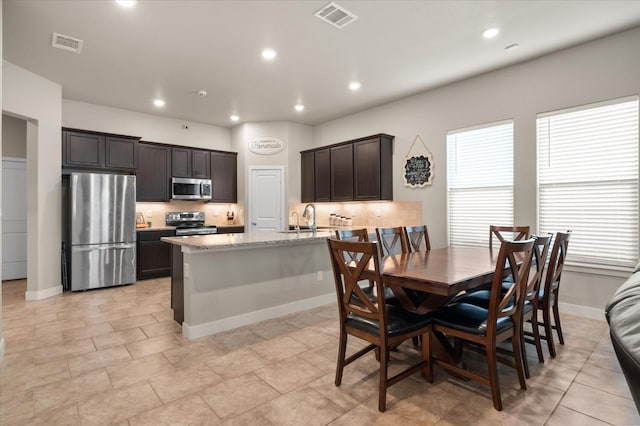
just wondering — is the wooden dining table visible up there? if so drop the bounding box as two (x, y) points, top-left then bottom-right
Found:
(378, 246), (503, 315)
(366, 246), (505, 366)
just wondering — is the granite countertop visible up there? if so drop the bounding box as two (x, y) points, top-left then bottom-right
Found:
(161, 229), (333, 251)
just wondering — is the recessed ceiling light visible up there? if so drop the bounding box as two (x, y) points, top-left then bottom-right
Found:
(505, 43), (520, 52)
(294, 104), (305, 112)
(482, 28), (500, 39)
(153, 99), (165, 107)
(116, 0), (136, 8)
(230, 115), (240, 122)
(261, 48), (277, 61)
(349, 81), (361, 91)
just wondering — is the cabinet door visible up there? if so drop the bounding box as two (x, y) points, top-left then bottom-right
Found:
(172, 148), (191, 178)
(210, 151), (237, 203)
(137, 142), (171, 201)
(105, 136), (137, 170)
(137, 230), (175, 280)
(314, 149), (331, 202)
(63, 130), (104, 168)
(191, 149), (211, 178)
(301, 151), (315, 202)
(330, 145), (353, 201)
(354, 138), (381, 200)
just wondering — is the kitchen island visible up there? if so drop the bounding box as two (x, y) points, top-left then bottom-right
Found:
(162, 230), (335, 339)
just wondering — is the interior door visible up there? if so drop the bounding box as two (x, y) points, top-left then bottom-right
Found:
(249, 167), (284, 232)
(2, 158), (27, 280)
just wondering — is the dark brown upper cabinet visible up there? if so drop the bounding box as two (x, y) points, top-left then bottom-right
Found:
(301, 151), (315, 203)
(137, 142), (171, 202)
(172, 147), (210, 179)
(192, 149), (210, 178)
(63, 128), (139, 171)
(354, 136), (393, 201)
(330, 144), (354, 201)
(300, 133), (394, 202)
(315, 149), (331, 202)
(210, 151), (237, 203)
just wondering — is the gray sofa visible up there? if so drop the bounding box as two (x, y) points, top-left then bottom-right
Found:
(605, 263), (640, 412)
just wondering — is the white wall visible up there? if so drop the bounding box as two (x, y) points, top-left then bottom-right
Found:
(2, 114), (26, 158)
(312, 27), (640, 313)
(1, 0), (5, 362)
(3, 61), (63, 301)
(231, 121), (313, 226)
(63, 99), (231, 151)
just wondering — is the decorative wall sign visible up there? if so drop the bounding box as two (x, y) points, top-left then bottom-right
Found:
(403, 135), (433, 187)
(249, 136), (286, 155)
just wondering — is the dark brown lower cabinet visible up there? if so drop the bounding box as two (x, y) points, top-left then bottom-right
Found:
(136, 230), (175, 280)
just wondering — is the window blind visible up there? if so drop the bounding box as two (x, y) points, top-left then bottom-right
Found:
(447, 121), (514, 247)
(537, 97), (639, 268)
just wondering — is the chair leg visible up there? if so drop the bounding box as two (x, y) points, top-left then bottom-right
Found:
(335, 331), (347, 386)
(552, 299), (565, 345)
(378, 347), (389, 412)
(486, 345), (503, 411)
(542, 307), (556, 357)
(421, 331), (433, 383)
(520, 330), (530, 379)
(512, 325), (527, 390)
(530, 312), (545, 363)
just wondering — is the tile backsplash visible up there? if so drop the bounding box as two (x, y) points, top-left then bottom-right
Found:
(288, 201), (422, 228)
(136, 201), (244, 227)
(138, 200), (421, 229)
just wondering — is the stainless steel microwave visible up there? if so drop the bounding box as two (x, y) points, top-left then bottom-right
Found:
(171, 177), (212, 200)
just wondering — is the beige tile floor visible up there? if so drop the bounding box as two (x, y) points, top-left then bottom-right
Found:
(1, 278), (638, 425)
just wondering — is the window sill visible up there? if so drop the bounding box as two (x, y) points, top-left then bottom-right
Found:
(564, 262), (635, 278)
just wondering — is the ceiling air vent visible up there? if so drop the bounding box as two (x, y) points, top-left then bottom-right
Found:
(51, 32), (83, 53)
(315, 2), (358, 29)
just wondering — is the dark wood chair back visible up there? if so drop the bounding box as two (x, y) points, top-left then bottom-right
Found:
(404, 225), (431, 252)
(335, 228), (370, 264)
(537, 231), (571, 357)
(375, 227), (408, 257)
(327, 239), (385, 323)
(489, 225), (530, 250)
(526, 234), (553, 304)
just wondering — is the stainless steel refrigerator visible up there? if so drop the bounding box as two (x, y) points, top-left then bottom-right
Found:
(68, 172), (136, 291)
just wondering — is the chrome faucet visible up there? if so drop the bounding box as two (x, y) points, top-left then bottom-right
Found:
(291, 211), (300, 233)
(303, 203), (316, 232)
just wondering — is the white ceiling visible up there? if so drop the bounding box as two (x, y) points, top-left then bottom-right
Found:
(4, 1), (640, 128)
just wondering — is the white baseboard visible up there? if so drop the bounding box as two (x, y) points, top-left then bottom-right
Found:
(559, 302), (606, 321)
(25, 285), (63, 301)
(0, 336), (5, 363)
(182, 293), (335, 340)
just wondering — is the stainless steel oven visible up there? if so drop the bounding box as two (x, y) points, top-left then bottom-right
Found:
(171, 177), (212, 200)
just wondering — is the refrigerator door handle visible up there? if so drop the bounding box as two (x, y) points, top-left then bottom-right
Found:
(73, 243), (136, 252)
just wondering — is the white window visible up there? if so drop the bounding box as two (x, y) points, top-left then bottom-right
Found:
(447, 121), (514, 247)
(537, 96), (639, 268)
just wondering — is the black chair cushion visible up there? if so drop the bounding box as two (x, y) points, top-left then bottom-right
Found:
(346, 305), (431, 337)
(430, 303), (514, 336)
(455, 289), (516, 312)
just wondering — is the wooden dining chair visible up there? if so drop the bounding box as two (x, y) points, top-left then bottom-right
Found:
(376, 227), (409, 258)
(404, 225), (431, 252)
(326, 238), (432, 412)
(458, 234), (552, 377)
(489, 225), (530, 250)
(428, 238), (535, 411)
(521, 233), (552, 377)
(535, 231), (571, 357)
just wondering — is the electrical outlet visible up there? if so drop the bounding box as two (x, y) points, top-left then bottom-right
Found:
(146, 210), (153, 218)
(317, 271), (323, 281)
(184, 264), (190, 279)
